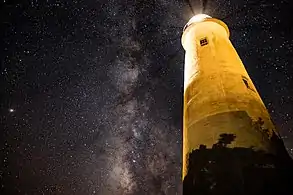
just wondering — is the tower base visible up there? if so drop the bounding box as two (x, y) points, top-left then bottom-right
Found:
(183, 111), (293, 195)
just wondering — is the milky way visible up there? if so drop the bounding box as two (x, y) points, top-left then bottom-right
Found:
(1, 0), (293, 194)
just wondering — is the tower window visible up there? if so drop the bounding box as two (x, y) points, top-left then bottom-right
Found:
(242, 76), (255, 92)
(243, 78), (249, 88)
(200, 38), (208, 46)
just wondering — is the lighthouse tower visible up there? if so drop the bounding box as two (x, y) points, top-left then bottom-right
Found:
(182, 14), (293, 194)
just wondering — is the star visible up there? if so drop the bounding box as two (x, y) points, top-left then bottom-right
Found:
(8, 108), (15, 113)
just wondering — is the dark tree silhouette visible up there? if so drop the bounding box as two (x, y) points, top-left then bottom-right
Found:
(213, 133), (236, 148)
(183, 133), (293, 195)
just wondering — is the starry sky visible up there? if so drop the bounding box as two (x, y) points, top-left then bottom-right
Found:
(0, 0), (292, 194)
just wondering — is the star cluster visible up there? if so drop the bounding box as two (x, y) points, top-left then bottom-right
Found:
(0, 0), (292, 194)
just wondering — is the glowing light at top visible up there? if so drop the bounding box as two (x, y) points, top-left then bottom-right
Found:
(183, 14), (212, 31)
(189, 14), (211, 24)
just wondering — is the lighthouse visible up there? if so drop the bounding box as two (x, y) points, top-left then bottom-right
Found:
(182, 14), (293, 194)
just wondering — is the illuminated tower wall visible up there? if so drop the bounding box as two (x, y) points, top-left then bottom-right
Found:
(181, 14), (293, 194)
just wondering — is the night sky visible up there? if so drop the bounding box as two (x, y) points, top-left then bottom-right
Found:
(1, 0), (293, 194)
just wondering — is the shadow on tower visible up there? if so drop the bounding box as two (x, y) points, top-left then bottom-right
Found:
(183, 132), (293, 195)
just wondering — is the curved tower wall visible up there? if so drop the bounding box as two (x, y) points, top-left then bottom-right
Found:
(181, 15), (289, 189)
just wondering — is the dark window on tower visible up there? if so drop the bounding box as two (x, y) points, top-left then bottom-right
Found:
(242, 78), (249, 88)
(200, 38), (208, 46)
(242, 76), (255, 92)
